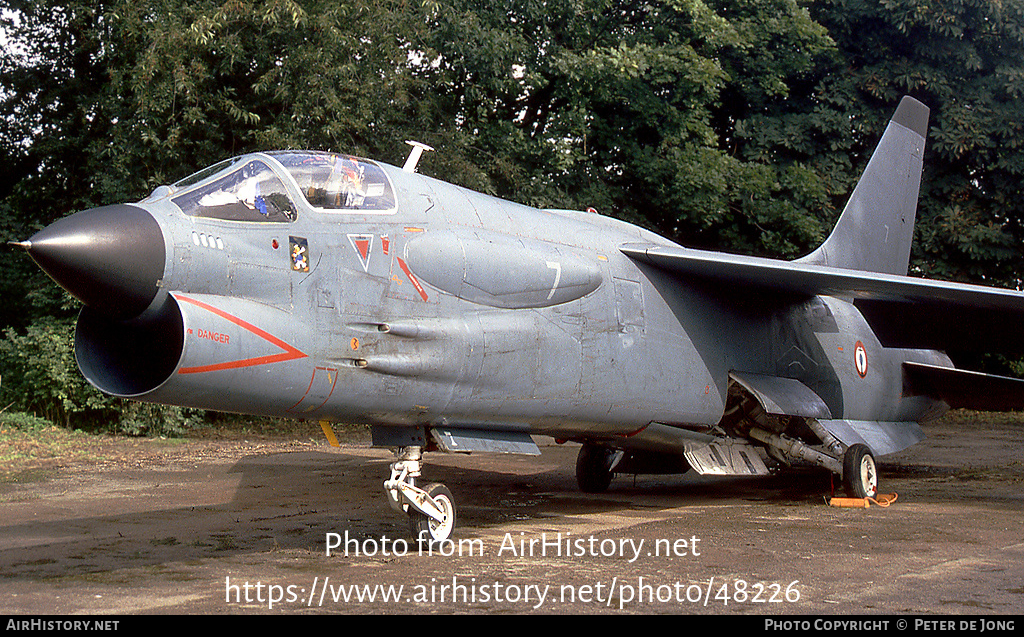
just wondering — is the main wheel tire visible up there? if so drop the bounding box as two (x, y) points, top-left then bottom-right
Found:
(408, 483), (456, 543)
(576, 444), (614, 493)
(842, 444), (878, 499)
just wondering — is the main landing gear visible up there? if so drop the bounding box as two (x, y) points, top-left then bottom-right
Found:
(750, 424), (879, 499)
(841, 443), (878, 499)
(383, 446), (457, 543)
(575, 443), (618, 493)
(572, 426), (880, 501)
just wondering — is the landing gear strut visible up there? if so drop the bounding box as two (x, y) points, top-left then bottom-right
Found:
(750, 424), (881, 499)
(383, 446), (457, 542)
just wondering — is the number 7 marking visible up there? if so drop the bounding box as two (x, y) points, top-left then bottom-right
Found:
(546, 261), (562, 300)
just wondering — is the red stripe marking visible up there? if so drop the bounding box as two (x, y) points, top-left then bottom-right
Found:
(175, 295), (308, 374)
(287, 366), (339, 412)
(397, 257), (429, 302)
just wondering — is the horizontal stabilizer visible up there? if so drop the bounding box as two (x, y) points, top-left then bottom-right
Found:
(903, 362), (1024, 412)
(621, 243), (1024, 353)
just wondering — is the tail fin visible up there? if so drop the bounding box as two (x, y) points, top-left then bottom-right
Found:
(798, 96), (930, 275)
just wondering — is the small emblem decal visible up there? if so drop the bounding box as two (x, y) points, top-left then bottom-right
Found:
(854, 341), (868, 378)
(348, 233), (374, 271)
(290, 236), (309, 272)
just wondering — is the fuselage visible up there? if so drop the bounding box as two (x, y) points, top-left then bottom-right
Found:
(61, 151), (947, 440)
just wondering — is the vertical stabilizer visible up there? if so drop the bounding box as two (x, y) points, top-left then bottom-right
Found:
(798, 96), (929, 275)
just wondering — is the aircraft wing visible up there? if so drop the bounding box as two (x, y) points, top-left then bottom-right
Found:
(621, 243), (1024, 354)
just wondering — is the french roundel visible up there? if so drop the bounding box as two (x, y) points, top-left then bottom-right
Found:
(854, 341), (868, 378)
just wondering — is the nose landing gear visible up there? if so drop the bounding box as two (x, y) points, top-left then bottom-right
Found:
(383, 446), (457, 543)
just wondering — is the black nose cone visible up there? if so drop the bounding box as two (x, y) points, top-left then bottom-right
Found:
(23, 204), (166, 319)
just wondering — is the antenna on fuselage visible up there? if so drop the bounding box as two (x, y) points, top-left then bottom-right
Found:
(403, 140), (435, 173)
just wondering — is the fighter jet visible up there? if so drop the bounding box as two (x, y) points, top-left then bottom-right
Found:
(15, 96), (1024, 542)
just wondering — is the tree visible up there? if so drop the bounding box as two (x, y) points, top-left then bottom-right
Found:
(419, 0), (836, 257)
(1, 0), (126, 335)
(808, 0), (1024, 287)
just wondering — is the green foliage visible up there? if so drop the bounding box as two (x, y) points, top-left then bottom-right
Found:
(0, 313), (202, 435)
(809, 0), (1024, 286)
(417, 0), (836, 257)
(101, 0), (443, 185)
(114, 402), (204, 438)
(0, 315), (115, 427)
(0, 411), (54, 431)
(4, 0), (1021, 272)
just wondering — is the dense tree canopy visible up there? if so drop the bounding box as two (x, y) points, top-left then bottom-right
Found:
(2, 0), (1023, 427)
(811, 0), (1024, 284)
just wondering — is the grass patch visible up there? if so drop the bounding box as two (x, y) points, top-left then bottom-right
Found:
(0, 422), (106, 482)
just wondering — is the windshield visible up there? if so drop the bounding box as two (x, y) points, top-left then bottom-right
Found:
(270, 151), (397, 212)
(172, 159), (297, 222)
(173, 157), (244, 189)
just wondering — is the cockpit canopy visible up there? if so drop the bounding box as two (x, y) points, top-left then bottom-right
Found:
(270, 151), (396, 212)
(171, 151), (397, 222)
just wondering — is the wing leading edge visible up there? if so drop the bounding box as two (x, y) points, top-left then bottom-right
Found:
(620, 243), (1024, 355)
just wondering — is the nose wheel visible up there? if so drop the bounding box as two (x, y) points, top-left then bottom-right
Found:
(408, 482), (456, 542)
(383, 446), (457, 543)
